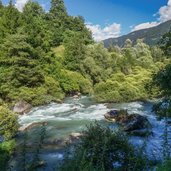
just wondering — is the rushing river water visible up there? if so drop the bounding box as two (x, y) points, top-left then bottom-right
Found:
(11, 96), (171, 171)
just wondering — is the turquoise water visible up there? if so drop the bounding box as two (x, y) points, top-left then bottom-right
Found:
(11, 96), (171, 171)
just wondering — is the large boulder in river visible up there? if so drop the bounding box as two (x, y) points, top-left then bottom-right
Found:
(13, 100), (32, 115)
(104, 110), (151, 136)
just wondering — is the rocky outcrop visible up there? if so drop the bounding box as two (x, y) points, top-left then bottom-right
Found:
(104, 110), (151, 136)
(13, 100), (32, 115)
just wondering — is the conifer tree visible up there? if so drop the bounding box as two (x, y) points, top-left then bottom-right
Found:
(0, 0), (3, 8)
(50, 0), (67, 18)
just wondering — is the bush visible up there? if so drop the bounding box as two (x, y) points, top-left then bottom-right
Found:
(94, 67), (157, 103)
(44, 76), (65, 100)
(4, 76), (64, 106)
(0, 105), (19, 140)
(0, 140), (16, 170)
(59, 69), (93, 95)
(58, 123), (146, 171)
(94, 81), (121, 102)
(156, 160), (171, 171)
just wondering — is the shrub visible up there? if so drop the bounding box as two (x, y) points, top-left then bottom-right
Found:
(0, 140), (16, 170)
(59, 69), (93, 95)
(59, 123), (146, 171)
(0, 105), (19, 140)
(156, 160), (171, 171)
(94, 67), (157, 103)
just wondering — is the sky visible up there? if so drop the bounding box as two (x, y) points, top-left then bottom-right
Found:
(2, 0), (171, 41)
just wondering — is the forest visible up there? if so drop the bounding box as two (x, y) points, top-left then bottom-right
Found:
(0, 0), (171, 170)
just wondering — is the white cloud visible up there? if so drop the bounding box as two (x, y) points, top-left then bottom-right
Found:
(131, 22), (159, 32)
(131, 0), (171, 32)
(86, 23), (121, 41)
(159, 0), (171, 22)
(15, 0), (28, 11)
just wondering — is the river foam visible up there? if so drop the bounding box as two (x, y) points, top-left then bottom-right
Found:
(17, 96), (171, 168)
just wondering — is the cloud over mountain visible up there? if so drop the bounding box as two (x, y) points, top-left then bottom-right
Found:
(86, 23), (121, 41)
(159, 0), (171, 22)
(132, 0), (171, 32)
(131, 22), (159, 32)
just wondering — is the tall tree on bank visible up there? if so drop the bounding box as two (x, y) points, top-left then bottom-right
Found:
(0, 33), (45, 101)
(22, 1), (51, 52)
(49, 0), (68, 46)
(0, 0), (3, 9)
(159, 29), (171, 56)
(0, 1), (21, 40)
(50, 0), (67, 17)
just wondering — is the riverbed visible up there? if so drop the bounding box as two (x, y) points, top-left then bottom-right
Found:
(11, 96), (171, 171)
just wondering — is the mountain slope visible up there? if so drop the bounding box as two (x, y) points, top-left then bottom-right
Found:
(103, 20), (171, 48)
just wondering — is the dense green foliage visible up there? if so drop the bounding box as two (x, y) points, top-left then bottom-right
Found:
(152, 30), (171, 117)
(0, 105), (19, 140)
(0, 140), (16, 171)
(59, 123), (147, 171)
(0, 104), (18, 170)
(0, 0), (169, 106)
(159, 28), (171, 56)
(94, 40), (168, 102)
(0, 0), (92, 106)
(157, 160), (171, 171)
(152, 30), (171, 170)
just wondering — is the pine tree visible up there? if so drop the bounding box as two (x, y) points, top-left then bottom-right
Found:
(0, 1), (21, 37)
(159, 29), (171, 56)
(0, 34), (45, 88)
(50, 0), (67, 18)
(8, 0), (13, 7)
(0, 0), (3, 8)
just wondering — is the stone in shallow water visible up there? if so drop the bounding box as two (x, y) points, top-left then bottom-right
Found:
(104, 110), (152, 136)
(19, 122), (48, 132)
(0, 135), (4, 143)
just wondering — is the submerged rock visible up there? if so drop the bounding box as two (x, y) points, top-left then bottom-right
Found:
(42, 132), (83, 149)
(0, 135), (4, 143)
(167, 120), (171, 125)
(13, 100), (32, 115)
(31, 160), (46, 169)
(19, 122), (48, 132)
(104, 110), (151, 136)
(69, 132), (83, 142)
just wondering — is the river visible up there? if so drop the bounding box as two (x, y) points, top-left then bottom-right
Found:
(11, 96), (171, 171)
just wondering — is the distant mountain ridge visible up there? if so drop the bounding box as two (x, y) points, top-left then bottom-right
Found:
(103, 20), (171, 48)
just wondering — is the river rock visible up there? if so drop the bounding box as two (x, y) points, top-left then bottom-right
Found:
(31, 160), (46, 169)
(70, 91), (81, 98)
(69, 132), (83, 141)
(104, 110), (151, 136)
(0, 135), (4, 143)
(167, 120), (171, 125)
(13, 100), (32, 115)
(19, 122), (48, 132)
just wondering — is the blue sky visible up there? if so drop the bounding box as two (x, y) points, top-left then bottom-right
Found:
(2, 0), (171, 40)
